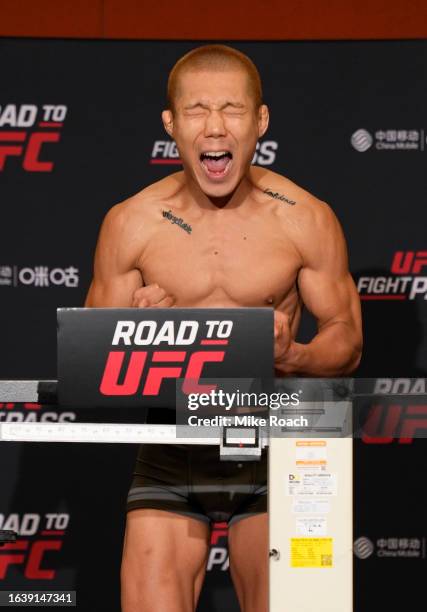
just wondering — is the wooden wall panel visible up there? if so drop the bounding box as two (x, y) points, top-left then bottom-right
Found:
(102, 0), (427, 40)
(0, 0), (426, 40)
(0, 0), (103, 38)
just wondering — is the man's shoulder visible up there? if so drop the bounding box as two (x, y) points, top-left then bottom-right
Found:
(103, 172), (185, 228)
(250, 166), (335, 225)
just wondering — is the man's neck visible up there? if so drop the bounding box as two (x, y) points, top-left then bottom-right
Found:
(185, 171), (253, 211)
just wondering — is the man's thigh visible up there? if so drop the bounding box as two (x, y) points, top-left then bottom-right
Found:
(121, 509), (210, 612)
(228, 513), (268, 612)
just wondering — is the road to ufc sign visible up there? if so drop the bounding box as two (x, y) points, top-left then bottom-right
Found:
(0, 104), (67, 172)
(57, 308), (274, 409)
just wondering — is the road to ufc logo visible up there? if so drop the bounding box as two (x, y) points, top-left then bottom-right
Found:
(0, 132), (60, 172)
(0, 104), (66, 172)
(100, 350), (225, 395)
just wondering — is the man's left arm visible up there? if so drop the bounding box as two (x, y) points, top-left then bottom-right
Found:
(275, 202), (362, 376)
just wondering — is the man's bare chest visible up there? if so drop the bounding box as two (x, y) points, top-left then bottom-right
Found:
(137, 212), (300, 306)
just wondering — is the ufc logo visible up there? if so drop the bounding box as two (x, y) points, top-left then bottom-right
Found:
(99, 350), (225, 396)
(361, 404), (427, 444)
(0, 540), (62, 579)
(0, 131), (60, 172)
(391, 251), (427, 274)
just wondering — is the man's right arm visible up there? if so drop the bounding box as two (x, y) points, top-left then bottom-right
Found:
(84, 204), (143, 307)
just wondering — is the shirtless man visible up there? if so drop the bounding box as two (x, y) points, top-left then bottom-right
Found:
(85, 45), (362, 612)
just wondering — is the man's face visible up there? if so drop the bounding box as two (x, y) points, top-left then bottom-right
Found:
(162, 69), (269, 199)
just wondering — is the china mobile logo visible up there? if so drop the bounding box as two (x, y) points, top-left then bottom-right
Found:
(351, 128), (423, 152)
(0, 104), (67, 172)
(361, 378), (427, 444)
(0, 513), (69, 579)
(100, 320), (232, 396)
(351, 130), (373, 152)
(353, 536), (374, 559)
(354, 536), (424, 559)
(357, 251), (427, 300)
(150, 140), (278, 166)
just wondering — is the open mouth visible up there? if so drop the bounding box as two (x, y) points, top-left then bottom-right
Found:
(200, 151), (233, 179)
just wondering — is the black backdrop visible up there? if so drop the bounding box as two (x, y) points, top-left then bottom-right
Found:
(1, 38), (427, 611)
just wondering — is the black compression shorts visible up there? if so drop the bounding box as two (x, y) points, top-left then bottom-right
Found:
(126, 443), (267, 526)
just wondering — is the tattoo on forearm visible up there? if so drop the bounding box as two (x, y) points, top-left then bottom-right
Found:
(264, 188), (296, 206)
(162, 209), (192, 234)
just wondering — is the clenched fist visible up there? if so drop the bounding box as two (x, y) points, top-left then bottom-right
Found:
(132, 284), (175, 308)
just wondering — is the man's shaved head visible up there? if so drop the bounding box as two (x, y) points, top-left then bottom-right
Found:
(167, 44), (263, 112)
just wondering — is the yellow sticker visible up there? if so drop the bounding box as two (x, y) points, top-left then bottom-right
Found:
(296, 440), (327, 467)
(290, 537), (333, 568)
(296, 441), (327, 447)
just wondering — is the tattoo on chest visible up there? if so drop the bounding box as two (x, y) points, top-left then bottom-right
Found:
(162, 209), (192, 234)
(264, 188), (296, 206)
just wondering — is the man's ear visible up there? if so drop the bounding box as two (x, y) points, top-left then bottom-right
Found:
(257, 104), (269, 138)
(162, 110), (174, 137)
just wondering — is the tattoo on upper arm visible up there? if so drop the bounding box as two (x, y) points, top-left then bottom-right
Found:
(162, 209), (192, 234)
(264, 188), (296, 206)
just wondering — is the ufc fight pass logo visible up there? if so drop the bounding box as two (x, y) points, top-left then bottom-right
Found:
(357, 251), (427, 300)
(100, 319), (233, 396)
(150, 140), (278, 166)
(0, 104), (67, 172)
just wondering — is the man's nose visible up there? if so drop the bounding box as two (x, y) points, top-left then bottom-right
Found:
(204, 110), (227, 138)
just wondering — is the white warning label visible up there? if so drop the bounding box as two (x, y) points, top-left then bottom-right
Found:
(292, 499), (330, 514)
(286, 472), (337, 496)
(296, 518), (327, 536)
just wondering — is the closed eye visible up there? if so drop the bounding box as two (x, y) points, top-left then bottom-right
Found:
(223, 108), (247, 116)
(183, 103), (247, 116)
(184, 109), (208, 117)
(222, 103), (247, 114)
